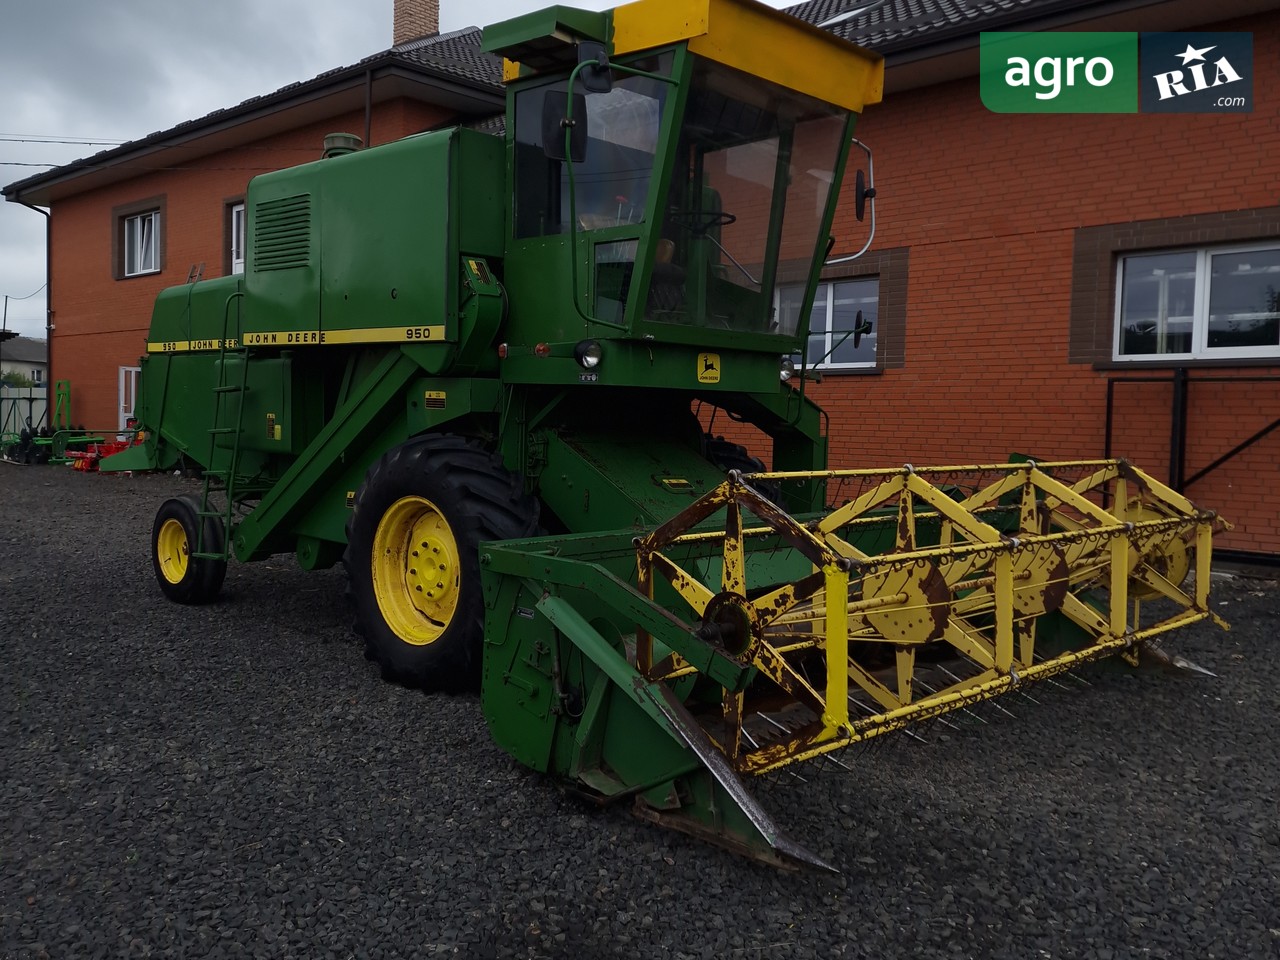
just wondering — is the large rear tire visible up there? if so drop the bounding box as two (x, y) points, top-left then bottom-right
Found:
(704, 433), (781, 503)
(344, 435), (538, 693)
(151, 495), (227, 604)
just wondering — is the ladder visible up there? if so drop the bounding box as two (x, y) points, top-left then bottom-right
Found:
(195, 292), (248, 561)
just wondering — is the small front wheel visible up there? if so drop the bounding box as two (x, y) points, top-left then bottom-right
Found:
(151, 495), (227, 604)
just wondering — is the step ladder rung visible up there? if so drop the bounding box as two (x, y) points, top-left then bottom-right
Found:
(202, 329), (250, 531)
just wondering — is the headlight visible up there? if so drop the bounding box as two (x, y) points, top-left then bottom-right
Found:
(779, 356), (795, 382)
(574, 340), (603, 369)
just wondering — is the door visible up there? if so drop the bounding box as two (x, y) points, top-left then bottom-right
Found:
(119, 366), (141, 432)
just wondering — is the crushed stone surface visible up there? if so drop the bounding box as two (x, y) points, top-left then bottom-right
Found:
(2, 464), (1277, 959)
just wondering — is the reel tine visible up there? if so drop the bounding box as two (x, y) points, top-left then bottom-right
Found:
(937, 716), (962, 737)
(900, 681), (962, 732)
(1034, 650), (1092, 686)
(742, 721), (808, 784)
(935, 664), (1016, 719)
(983, 699), (1015, 719)
(847, 694), (928, 744)
(916, 675), (988, 726)
(757, 712), (854, 771)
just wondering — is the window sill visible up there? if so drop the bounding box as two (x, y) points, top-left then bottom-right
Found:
(121, 269), (161, 280)
(802, 365), (883, 377)
(1094, 357), (1280, 371)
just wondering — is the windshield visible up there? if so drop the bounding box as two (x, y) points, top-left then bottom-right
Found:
(648, 59), (848, 335)
(514, 58), (671, 239)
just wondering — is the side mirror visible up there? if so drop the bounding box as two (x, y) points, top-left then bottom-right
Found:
(854, 169), (876, 222)
(577, 41), (612, 94)
(542, 91), (588, 162)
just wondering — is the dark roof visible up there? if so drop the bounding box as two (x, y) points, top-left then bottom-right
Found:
(3, 28), (503, 201)
(785, 0), (1116, 53)
(0, 336), (48, 363)
(393, 26), (503, 85)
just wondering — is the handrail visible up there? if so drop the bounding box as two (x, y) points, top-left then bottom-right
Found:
(1104, 370), (1280, 491)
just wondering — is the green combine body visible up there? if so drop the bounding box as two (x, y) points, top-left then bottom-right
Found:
(108, 0), (1225, 868)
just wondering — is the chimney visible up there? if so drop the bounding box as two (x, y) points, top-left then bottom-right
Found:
(394, 0), (440, 44)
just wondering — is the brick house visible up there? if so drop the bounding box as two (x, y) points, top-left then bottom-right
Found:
(779, 0), (1279, 561)
(5, 0), (1277, 559)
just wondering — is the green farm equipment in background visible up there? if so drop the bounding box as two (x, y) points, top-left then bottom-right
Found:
(104, 0), (1227, 868)
(2, 379), (136, 467)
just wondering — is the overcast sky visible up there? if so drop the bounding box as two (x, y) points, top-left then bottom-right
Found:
(0, 0), (795, 340)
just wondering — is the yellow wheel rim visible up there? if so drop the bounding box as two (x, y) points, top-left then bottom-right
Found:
(372, 495), (461, 645)
(156, 517), (190, 585)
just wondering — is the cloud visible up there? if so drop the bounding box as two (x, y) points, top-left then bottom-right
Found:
(0, 0), (393, 337)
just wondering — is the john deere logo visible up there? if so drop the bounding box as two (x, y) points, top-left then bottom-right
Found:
(1141, 33), (1252, 113)
(697, 353), (720, 384)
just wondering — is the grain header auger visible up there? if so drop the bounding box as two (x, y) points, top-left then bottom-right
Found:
(102, 0), (1228, 869)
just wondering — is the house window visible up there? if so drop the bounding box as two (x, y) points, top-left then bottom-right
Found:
(229, 202), (246, 275)
(1116, 244), (1280, 361)
(32, 369), (43, 383)
(778, 277), (880, 370)
(124, 211), (160, 276)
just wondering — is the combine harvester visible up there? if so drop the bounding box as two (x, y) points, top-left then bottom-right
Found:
(105, 0), (1227, 868)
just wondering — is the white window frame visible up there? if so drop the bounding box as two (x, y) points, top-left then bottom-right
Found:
(230, 202), (246, 275)
(118, 366), (141, 432)
(1113, 241), (1280, 362)
(124, 210), (160, 277)
(778, 277), (880, 372)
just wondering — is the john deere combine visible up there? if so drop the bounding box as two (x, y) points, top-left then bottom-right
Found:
(105, 0), (1226, 868)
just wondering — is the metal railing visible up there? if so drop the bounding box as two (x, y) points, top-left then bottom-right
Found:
(1104, 368), (1279, 564)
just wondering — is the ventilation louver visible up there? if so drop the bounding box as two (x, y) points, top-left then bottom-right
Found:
(253, 194), (312, 271)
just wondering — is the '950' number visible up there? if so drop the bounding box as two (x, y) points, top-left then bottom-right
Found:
(405, 327), (434, 341)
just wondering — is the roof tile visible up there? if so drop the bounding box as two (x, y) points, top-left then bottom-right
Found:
(785, 0), (1063, 50)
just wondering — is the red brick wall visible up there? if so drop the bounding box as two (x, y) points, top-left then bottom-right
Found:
(804, 10), (1280, 554)
(49, 98), (455, 431)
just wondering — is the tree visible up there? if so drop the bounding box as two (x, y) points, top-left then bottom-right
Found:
(1, 370), (35, 388)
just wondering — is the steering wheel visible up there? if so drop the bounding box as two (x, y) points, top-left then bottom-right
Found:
(669, 210), (736, 236)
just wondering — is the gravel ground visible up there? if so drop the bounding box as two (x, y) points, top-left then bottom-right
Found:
(2, 463), (1278, 960)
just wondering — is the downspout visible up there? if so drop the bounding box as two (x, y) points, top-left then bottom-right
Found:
(363, 68), (373, 148)
(19, 201), (51, 431)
